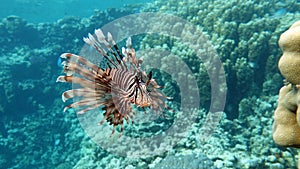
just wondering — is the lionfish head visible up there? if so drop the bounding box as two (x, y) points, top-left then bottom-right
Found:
(135, 83), (152, 107)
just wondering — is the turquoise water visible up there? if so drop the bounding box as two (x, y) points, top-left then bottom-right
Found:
(0, 0), (151, 23)
(1, 0), (300, 168)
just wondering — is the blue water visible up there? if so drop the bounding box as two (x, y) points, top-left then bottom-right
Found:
(0, 0), (151, 23)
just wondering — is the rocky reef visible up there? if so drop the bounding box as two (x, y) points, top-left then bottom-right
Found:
(1, 0), (300, 168)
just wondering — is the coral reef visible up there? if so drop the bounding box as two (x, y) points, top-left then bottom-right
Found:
(1, 0), (300, 169)
(143, 0), (297, 119)
(273, 85), (300, 147)
(273, 20), (300, 148)
(152, 153), (216, 169)
(0, 15), (40, 49)
(278, 20), (300, 85)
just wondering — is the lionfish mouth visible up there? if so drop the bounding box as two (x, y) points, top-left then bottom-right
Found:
(139, 102), (151, 107)
(56, 29), (170, 137)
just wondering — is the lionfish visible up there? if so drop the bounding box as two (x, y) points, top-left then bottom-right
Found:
(56, 29), (170, 136)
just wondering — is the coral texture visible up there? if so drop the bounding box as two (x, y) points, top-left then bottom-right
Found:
(2, 0), (300, 168)
(273, 85), (300, 147)
(273, 20), (300, 147)
(278, 20), (300, 85)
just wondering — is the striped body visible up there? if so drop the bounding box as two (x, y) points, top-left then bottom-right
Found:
(108, 68), (152, 107)
(56, 29), (169, 136)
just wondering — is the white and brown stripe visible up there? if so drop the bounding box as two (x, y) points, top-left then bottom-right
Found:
(57, 29), (170, 137)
